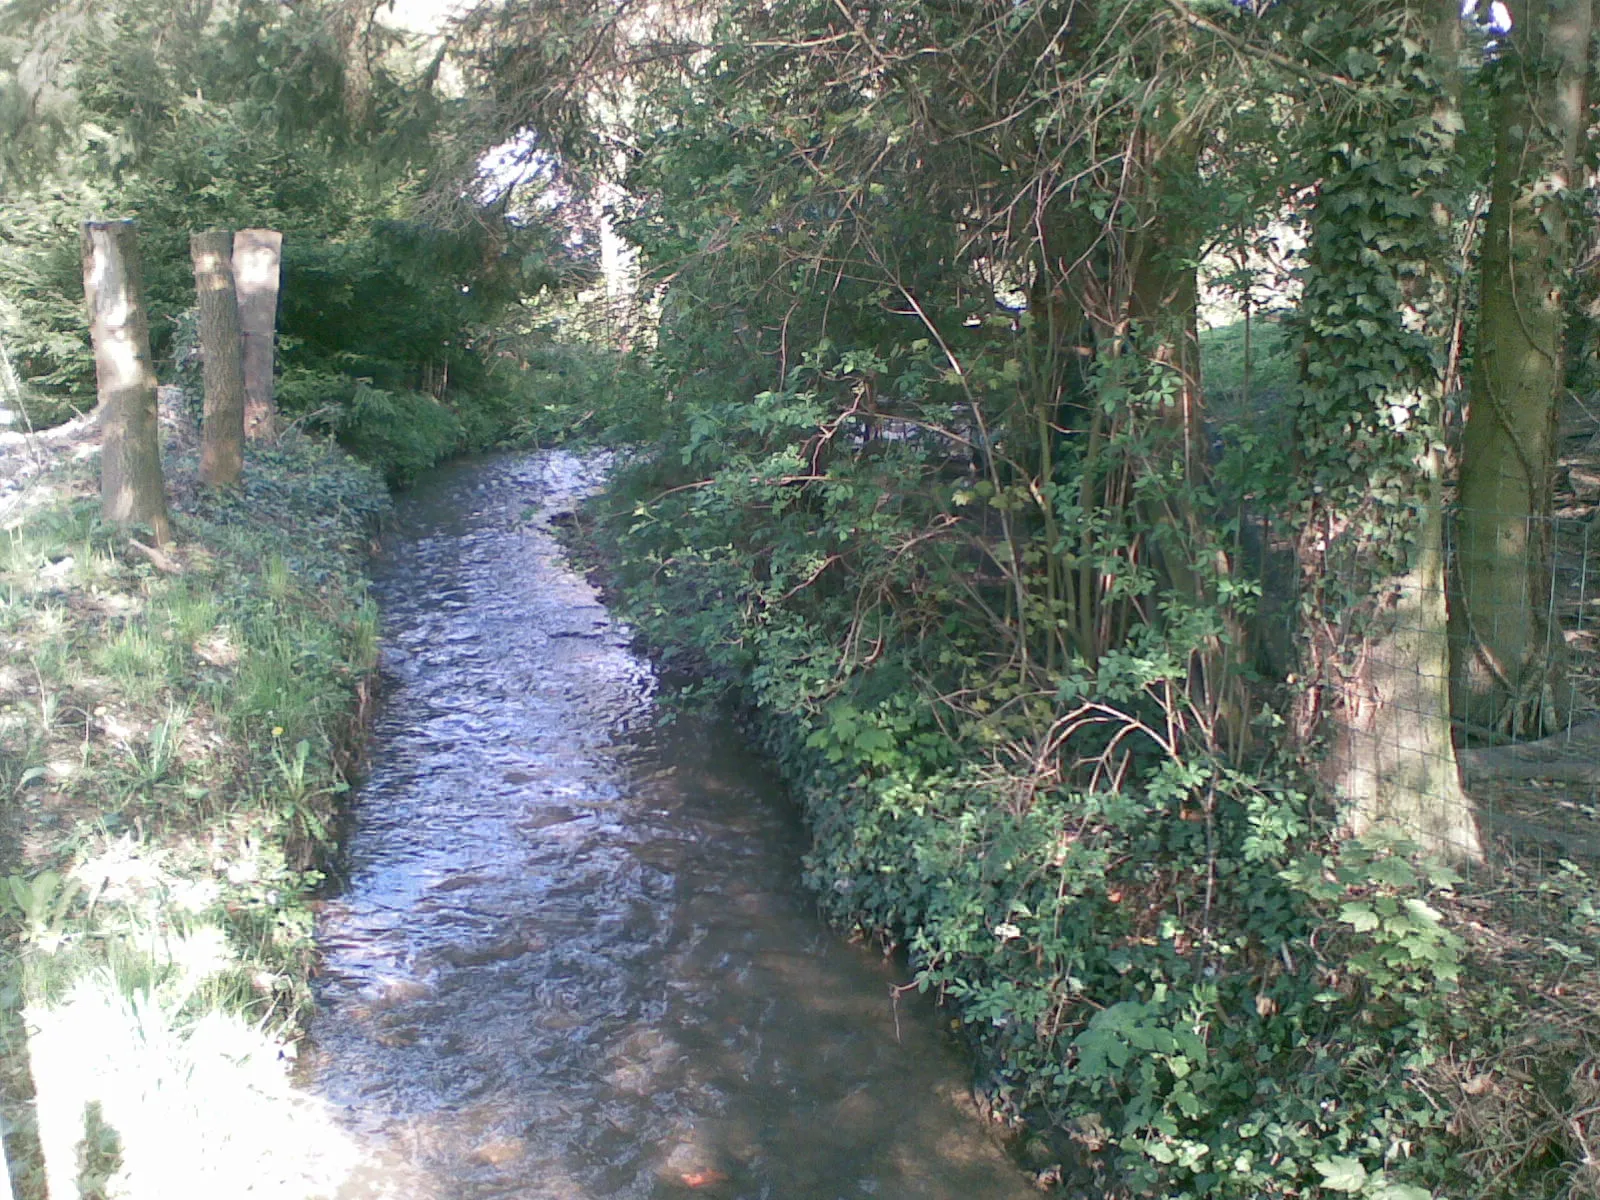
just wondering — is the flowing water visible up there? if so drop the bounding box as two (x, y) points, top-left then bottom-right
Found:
(309, 452), (1035, 1200)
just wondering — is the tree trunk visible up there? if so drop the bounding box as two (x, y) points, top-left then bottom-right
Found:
(81, 218), (171, 546)
(1339, 436), (1476, 854)
(1121, 122), (1254, 759)
(1452, 0), (1592, 739)
(233, 228), (283, 441)
(1129, 222), (1204, 485)
(191, 231), (246, 488)
(1291, 0), (1480, 859)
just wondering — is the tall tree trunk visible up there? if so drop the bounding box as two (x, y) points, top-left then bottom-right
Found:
(1452, 0), (1592, 739)
(81, 218), (171, 546)
(233, 228), (283, 441)
(191, 231), (246, 488)
(1129, 219), (1203, 486)
(1292, 0), (1480, 859)
(1121, 119), (1254, 759)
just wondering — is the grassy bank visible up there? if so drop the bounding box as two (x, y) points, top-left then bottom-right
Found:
(0, 418), (386, 1199)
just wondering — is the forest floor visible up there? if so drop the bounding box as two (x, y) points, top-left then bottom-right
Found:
(0, 400), (387, 1200)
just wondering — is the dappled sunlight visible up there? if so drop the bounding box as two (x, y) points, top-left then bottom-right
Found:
(26, 968), (361, 1200)
(1, 430), (388, 1196)
(71, 833), (219, 916)
(9, 826), (369, 1199)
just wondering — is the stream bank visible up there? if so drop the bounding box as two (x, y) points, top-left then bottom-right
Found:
(0, 419), (387, 1199)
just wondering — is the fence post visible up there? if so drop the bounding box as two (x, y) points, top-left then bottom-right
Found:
(233, 228), (283, 442)
(81, 218), (171, 545)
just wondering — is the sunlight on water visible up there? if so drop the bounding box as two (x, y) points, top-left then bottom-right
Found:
(309, 451), (1032, 1199)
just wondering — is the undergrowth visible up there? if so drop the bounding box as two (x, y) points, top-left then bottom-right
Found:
(0, 423), (385, 1199)
(574, 428), (1600, 1199)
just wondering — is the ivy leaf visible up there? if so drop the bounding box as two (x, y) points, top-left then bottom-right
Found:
(1372, 1186), (1433, 1200)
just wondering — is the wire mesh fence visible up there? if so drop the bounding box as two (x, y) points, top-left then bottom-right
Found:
(1299, 503), (1600, 867)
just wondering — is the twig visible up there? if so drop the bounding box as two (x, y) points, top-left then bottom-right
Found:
(1162, 0), (1356, 92)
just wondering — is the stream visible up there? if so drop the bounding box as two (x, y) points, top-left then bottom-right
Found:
(308, 452), (1036, 1200)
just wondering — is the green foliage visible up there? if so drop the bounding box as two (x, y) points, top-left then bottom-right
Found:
(1198, 316), (1298, 437)
(0, 181), (103, 425)
(563, 2), (1566, 1197)
(589, 348), (1473, 1197)
(0, 0), (585, 479)
(1285, 8), (1465, 511)
(3, 871), (81, 950)
(278, 370), (465, 484)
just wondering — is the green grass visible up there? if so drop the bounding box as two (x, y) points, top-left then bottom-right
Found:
(1198, 312), (1298, 431)
(0, 426), (387, 1199)
(92, 623), (174, 705)
(158, 582), (219, 646)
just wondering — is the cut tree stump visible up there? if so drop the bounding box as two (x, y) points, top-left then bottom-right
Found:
(82, 218), (171, 545)
(234, 228), (283, 441)
(191, 231), (246, 487)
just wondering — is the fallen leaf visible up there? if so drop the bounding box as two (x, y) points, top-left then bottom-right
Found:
(681, 1169), (729, 1188)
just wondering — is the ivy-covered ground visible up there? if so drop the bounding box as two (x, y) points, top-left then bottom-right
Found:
(0, 403), (386, 1199)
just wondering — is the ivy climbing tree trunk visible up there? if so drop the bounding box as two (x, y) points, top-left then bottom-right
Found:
(234, 227), (283, 441)
(191, 230), (246, 488)
(81, 218), (171, 546)
(1452, 0), (1592, 740)
(1292, 0), (1480, 859)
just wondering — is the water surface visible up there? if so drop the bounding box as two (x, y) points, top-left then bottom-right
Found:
(310, 452), (1033, 1199)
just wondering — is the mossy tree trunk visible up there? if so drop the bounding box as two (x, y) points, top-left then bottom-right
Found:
(191, 231), (246, 488)
(81, 218), (171, 546)
(1452, 0), (1593, 740)
(233, 228), (283, 441)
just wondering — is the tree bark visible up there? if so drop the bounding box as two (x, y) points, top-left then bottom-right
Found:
(233, 228), (283, 441)
(1291, 0), (1480, 859)
(191, 231), (246, 488)
(1452, 0), (1592, 739)
(81, 218), (171, 545)
(1337, 433), (1476, 854)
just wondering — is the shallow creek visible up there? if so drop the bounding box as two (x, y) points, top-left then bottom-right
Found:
(308, 452), (1036, 1200)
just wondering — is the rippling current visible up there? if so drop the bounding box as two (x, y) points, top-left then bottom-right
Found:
(308, 452), (1034, 1199)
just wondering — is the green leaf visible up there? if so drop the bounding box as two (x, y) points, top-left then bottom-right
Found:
(1373, 1185), (1432, 1200)
(1312, 1156), (1368, 1193)
(1339, 901), (1380, 933)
